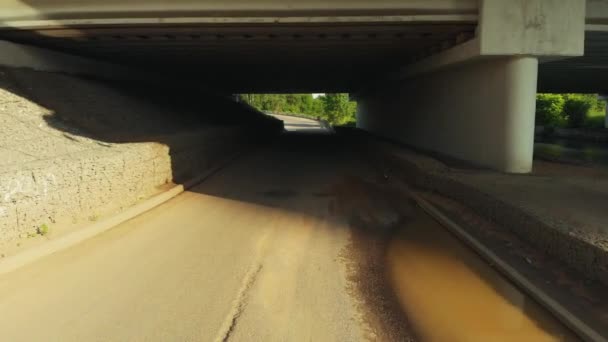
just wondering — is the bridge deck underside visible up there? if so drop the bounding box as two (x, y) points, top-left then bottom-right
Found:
(0, 22), (606, 94)
(539, 31), (608, 94)
(0, 22), (475, 92)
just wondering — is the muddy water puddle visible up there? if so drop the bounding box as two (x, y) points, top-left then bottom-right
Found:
(387, 207), (579, 341)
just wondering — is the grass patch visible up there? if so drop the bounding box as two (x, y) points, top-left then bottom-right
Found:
(37, 224), (50, 236)
(585, 115), (605, 129)
(586, 100), (606, 128)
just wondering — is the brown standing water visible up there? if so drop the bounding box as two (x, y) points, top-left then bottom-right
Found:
(387, 206), (579, 341)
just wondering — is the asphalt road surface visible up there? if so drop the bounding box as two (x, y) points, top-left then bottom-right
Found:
(0, 116), (575, 341)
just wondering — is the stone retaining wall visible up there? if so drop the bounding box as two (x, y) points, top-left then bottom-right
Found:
(0, 67), (276, 244)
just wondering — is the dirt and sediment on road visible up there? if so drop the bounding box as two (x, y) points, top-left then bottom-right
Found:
(344, 132), (608, 340)
(333, 173), (578, 341)
(333, 176), (417, 341)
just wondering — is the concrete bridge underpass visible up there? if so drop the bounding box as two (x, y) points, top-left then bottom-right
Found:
(0, 0), (607, 172)
(1, 1), (608, 341)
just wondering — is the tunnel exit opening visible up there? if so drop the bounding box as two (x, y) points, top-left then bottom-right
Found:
(237, 93), (357, 128)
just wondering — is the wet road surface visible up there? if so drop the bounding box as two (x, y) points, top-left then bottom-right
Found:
(0, 116), (576, 341)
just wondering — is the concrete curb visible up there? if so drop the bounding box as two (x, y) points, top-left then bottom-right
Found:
(411, 193), (606, 342)
(0, 151), (244, 276)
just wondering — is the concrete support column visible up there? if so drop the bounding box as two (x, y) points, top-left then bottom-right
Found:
(358, 56), (538, 173)
(501, 57), (539, 173)
(356, 0), (585, 174)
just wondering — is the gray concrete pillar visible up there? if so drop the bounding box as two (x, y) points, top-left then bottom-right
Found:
(357, 56), (538, 173)
(356, 0), (585, 174)
(501, 57), (539, 173)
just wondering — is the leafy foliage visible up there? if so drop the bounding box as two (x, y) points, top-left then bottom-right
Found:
(563, 94), (596, 128)
(239, 94), (357, 125)
(536, 94), (565, 127)
(536, 93), (605, 129)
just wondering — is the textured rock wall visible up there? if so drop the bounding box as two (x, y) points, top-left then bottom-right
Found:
(0, 67), (257, 243)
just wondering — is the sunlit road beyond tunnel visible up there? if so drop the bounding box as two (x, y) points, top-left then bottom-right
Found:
(0, 116), (576, 341)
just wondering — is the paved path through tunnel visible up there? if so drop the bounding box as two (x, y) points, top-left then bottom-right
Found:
(0, 116), (576, 341)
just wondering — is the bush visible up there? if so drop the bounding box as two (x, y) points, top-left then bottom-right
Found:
(593, 98), (606, 114)
(563, 94), (595, 128)
(536, 94), (565, 127)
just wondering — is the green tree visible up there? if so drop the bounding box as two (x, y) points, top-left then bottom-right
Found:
(239, 93), (357, 125)
(298, 94), (315, 114)
(536, 94), (565, 127)
(563, 94), (596, 128)
(534, 93), (606, 129)
(319, 94), (356, 125)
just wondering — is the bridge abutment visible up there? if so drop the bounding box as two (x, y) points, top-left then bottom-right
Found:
(357, 56), (538, 173)
(357, 0), (586, 173)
